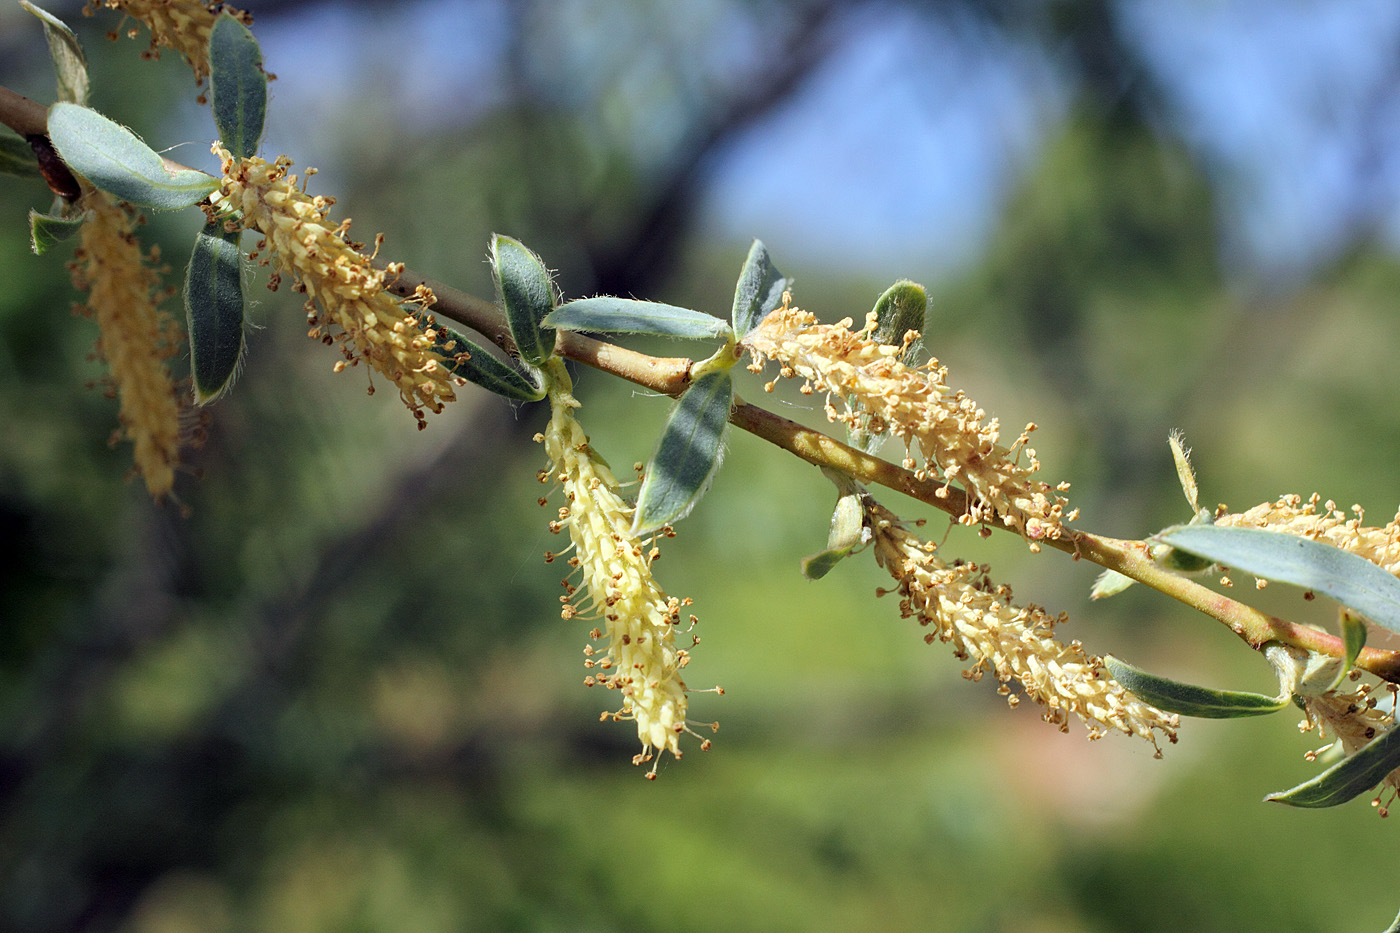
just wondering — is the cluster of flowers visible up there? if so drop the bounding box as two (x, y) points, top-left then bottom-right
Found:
(1301, 681), (1400, 814)
(740, 297), (1177, 750)
(1218, 493), (1400, 574)
(536, 360), (715, 776)
(866, 499), (1180, 751)
(66, 0), (250, 499)
(211, 145), (465, 428)
(1220, 495), (1400, 811)
(69, 193), (184, 500)
(84, 0), (252, 88)
(744, 302), (1075, 546)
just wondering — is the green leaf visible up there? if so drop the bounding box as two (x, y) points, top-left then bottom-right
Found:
(1168, 430), (1201, 513)
(23, 5), (87, 109)
(1159, 525), (1400, 635)
(29, 208), (85, 254)
(545, 297), (731, 341)
(1090, 568), (1135, 599)
(799, 549), (850, 581)
(1103, 655), (1290, 718)
(730, 239), (789, 338)
(849, 280), (929, 452)
(184, 221), (246, 404)
(208, 13), (266, 160)
(0, 133), (42, 179)
(1155, 543), (1214, 573)
(869, 280), (927, 360)
(1328, 612), (1369, 692)
(21, 1), (89, 106)
(490, 234), (555, 366)
(419, 315), (544, 402)
(633, 370), (733, 535)
(1265, 724), (1400, 808)
(47, 102), (218, 210)
(801, 491), (867, 580)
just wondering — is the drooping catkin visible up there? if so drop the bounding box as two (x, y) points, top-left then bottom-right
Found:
(69, 192), (184, 500)
(868, 499), (1178, 752)
(536, 359), (715, 775)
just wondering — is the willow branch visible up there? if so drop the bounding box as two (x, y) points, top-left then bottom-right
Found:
(0, 85), (48, 137)
(382, 267), (694, 395)
(0, 83), (202, 181)
(1072, 532), (1400, 681)
(391, 274), (1400, 682)
(6, 81), (1395, 682)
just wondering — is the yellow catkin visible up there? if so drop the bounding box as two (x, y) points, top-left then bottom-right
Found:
(745, 302), (1075, 545)
(84, 0), (252, 87)
(1217, 493), (1400, 575)
(867, 500), (1178, 752)
(211, 146), (464, 428)
(536, 359), (713, 775)
(1299, 684), (1400, 816)
(1218, 493), (1400, 814)
(69, 192), (183, 500)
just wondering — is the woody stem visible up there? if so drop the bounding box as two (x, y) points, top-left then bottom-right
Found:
(9, 83), (1391, 684)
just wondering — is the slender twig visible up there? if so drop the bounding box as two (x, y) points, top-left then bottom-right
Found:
(0, 85), (48, 136)
(1072, 532), (1400, 681)
(7, 80), (1398, 683)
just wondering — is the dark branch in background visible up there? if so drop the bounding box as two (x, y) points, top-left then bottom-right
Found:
(580, 0), (844, 297)
(244, 401), (529, 684)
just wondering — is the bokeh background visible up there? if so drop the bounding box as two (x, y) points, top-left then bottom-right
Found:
(4, 1), (1400, 930)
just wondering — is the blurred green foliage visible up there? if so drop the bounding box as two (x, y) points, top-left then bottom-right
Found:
(3, 2), (1400, 931)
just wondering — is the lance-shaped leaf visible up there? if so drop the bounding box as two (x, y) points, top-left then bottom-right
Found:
(22, 1), (88, 106)
(801, 491), (868, 580)
(47, 102), (218, 209)
(1169, 430), (1201, 513)
(730, 239), (789, 338)
(29, 207), (85, 254)
(490, 234), (555, 366)
(1266, 724), (1400, 808)
(545, 297), (731, 341)
(208, 13), (266, 160)
(632, 370), (733, 535)
(1103, 655), (1290, 718)
(185, 221), (245, 403)
(419, 315), (544, 402)
(1159, 525), (1400, 635)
